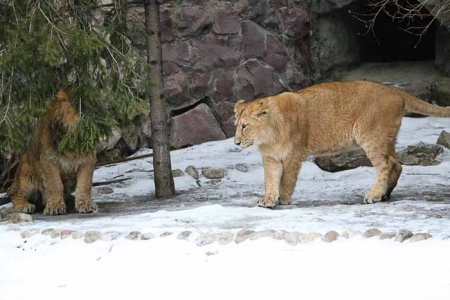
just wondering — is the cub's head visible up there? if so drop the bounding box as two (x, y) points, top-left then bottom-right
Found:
(234, 99), (272, 148)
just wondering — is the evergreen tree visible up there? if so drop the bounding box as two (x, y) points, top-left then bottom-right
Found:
(0, 0), (149, 157)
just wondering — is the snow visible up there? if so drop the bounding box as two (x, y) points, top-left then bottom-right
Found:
(2, 116), (450, 300)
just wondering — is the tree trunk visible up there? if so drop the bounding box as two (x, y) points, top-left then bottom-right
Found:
(144, 0), (175, 198)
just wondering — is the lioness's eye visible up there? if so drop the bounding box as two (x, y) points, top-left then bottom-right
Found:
(242, 124), (247, 130)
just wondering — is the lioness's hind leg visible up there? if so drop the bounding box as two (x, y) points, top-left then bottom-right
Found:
(361, 143), (393, 204)
(385, 144), (402, 199)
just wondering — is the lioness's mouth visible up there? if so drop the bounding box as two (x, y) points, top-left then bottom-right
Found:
(239, 142), (253, 149)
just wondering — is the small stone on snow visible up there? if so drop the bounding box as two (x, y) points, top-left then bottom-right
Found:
(363, 228), (382, 238)
(322, 231), (339, 243)
(126, 231), (142, 240)
(409, 233), (432, 242)
(84, 231), (101, 243)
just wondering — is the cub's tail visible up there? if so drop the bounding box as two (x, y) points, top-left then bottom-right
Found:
(402, 91), (450, 117)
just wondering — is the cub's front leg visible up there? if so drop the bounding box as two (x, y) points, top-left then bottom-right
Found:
(258, 156), (283, 208)
(41, 162), (66, 215)
(75, 157), (98, 214)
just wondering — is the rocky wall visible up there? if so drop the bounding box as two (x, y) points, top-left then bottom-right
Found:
(127, 0), (312, 149)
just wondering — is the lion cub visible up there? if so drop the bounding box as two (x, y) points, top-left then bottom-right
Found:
(234, 81), (450, 208)
(8, 89), (98, 215)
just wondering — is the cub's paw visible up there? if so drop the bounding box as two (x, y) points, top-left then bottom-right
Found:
(76, 201), (98, 214)
(44, 203), (67, 215)
(14, 202), (36, 214)
(257, 196), (279, 209)
(363, 190), (385, 204)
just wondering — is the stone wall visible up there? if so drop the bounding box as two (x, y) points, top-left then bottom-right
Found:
(128, 0), (312, 149)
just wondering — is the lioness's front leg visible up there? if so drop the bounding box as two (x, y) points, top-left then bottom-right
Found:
(258, 156), (283, 208)
(279, 155), (303, 205)
(41, 163), (66, 215)
(75, 158), (98, 214)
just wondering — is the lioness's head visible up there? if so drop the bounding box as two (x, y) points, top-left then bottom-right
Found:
(234, 99), (272, 148)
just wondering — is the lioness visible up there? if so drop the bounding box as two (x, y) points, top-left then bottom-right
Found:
(8, 89), (98, 215)
(234, 80), (450, 208)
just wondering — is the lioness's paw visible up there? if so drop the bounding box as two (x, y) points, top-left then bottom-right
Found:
(14, 202), (36, 214)
(363, 190), (385, 204)
(44, 203), (67, 215)
(279, 198), (292, 205)
(76, 201), (98, 214)
(257, 197), (279, 209)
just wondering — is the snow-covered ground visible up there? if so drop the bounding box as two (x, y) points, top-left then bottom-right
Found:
(2, 116), (450, 300)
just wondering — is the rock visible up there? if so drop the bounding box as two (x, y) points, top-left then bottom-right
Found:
(395, 230), (414, 242)
(250, 230), (276, 240)
(190, 70), (212, 99)
(185, 166), (199, 180)
(172, 169), (184, 177)
(51, 229), (62, 239)
(322, 231), (339, 243)
(126, 231), (142, 240)
(98, 186), (114, 195)
(84, 231), (101, 243)
(397, 143), (443, 166)
(363, 228), (382, 238)
(0, 207), (13, 219)
(437, 130), (450, 149)
(196, 233), (217, 246)
(178, 6), (212, 37)
(162, 41), (194, 70)
(141, 232), (155, 240)
(431, 78), (450, 106)
(281, 6), (309, 39)
(212, 5), (241, 35)
(71, 231), (83, 239)
(312, 0), (358, 14)
(235, 229), (255, 244)
(284, 231), (301, 245)
(274, 230), (289, 240)
(160, 8), (174, 43)
(164, 72), (191, 106)
(96, 127), (122, 154)
(235, 164), (248, 172)
(299, 232), (322, 243)
(409, 233), (432, 242)
(177, 231), (193, 240)
(4, 213), (33, 224)
(21, 228), (40, 238)
(314, 149), (371, 172)
(379, 232), (397, 240)
(121, 125), (141, 153)
(217, 232), (234, 245)
(193, 38), (241, 70)
(158, 232), (172, 238)
(397, 81), (431, 103)
(170, 104), (226, 149)
(234, 59), (287, 101)
(41, 228), (54, 236)
(342, 229), (362, 239)
(202, 168), (225, 179)
(60, 230), (74, 239)
(101, 231), (122, 241)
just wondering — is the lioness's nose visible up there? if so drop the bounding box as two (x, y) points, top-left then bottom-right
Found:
(235, 140), (241, 146)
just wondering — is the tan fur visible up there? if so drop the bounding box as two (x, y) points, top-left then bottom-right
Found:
(8, 89), (98, 215)
(234, 80), (450, 208)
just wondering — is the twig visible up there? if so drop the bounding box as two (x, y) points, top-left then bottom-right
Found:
(93, 177), (131, 186)
(95, 153), (154, 167)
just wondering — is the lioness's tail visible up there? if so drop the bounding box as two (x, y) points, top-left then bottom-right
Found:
(402, 91), (450, 117)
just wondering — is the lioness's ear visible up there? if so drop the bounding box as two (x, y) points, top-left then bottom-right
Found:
(256, 110), (268, 119)
(234, 100), (246, 115)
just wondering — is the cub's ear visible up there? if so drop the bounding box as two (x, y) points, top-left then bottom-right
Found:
(234, 100), (246, 115)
